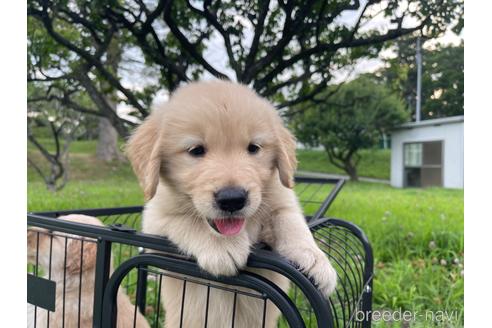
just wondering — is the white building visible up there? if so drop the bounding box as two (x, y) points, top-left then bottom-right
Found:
(390, 116), (464, 188)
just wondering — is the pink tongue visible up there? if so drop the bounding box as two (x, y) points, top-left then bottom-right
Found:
(214, 218), (245, 236)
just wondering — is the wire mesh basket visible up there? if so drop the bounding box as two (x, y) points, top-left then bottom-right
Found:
(27, 177), (373, 328)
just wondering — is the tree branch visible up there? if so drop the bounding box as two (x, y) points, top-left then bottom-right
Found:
(246, 0), (317, 83)
(185, 0), (241, 78)
(348, 0), (374, 42)
(106, 5), (190, 83)
(276, 81), (328, 110)
(57, 7), (103, 44)
(73, 67), (130, 137)
(256, 18), (428, 91)
(163, 1), (230, 80)
(324, 146), (346, 171)
(139, 0), (167, 34)
(29, 4), (148, 116)
(27, 157), (49, 185)
(261, 54), (335, 98)
(241, 0), (270, 82)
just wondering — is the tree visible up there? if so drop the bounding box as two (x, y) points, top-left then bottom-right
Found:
(377, 37), (463, 119)
(27, 89), (85, 191)
(28, 0), (463, 113)
(95, 36), (127, 162)
(423, 43), (464, 118)
(27, 0), (462, 187)
(290, 76), (408, 181)
(27, 7), (148, 162)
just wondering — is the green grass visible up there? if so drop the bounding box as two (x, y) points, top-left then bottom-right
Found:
(297, 148), (391, 180)
(28, 141), (463, 327)
(28, 138), (126, 155)
(329, 183), (463, 326)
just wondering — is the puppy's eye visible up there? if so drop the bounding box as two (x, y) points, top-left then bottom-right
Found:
(247, 143), (261, 154)
(188, 145), (206, 157)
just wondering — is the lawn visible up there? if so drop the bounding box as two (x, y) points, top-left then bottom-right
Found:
(297, 148), (391, 180)
(28, 142), (463, 327)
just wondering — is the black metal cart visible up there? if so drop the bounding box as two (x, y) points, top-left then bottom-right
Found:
(27, 177), (373, 327)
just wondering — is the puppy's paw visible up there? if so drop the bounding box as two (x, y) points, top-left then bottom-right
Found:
(196, 247), (249, 277)
(284, 247), (337, 296)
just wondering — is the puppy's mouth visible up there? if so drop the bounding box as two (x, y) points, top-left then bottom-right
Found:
(207, 217), (245, 236)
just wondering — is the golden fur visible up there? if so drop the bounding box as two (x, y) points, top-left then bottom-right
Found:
(126, 80), (337, 328)
(27, 214), (149, 328)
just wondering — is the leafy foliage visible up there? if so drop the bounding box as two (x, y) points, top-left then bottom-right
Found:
(291, 76), (408, 180)
(377, 37), (463, 119)
(26, 0), (462, 187)
(28, 0), (464, 113)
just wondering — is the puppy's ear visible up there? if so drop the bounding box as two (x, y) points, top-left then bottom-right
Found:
(276, 125), (297, 188)
(66, 238), (97, 275)
(126, 110), (163, 201)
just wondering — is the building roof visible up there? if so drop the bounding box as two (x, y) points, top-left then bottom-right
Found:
(393, 115), (464, 130)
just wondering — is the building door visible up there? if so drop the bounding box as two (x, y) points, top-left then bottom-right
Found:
(404, 141), (443, 187)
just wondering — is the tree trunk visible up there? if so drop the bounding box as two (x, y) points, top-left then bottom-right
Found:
(344, 162), (359, 181)
(323, 145), (360, 181)
(96, 116), (125, 162)
(95, 34), (126, 162)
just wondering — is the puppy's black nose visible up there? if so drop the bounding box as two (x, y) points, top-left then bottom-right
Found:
(215, 187), (247, 212)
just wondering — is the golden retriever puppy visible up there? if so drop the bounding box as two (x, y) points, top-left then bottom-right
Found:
(126, 80), (337, 328)
(27, 214), (149, 328)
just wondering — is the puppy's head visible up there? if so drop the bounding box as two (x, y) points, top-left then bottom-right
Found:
(27, 215), (102, 276)
(126, 81), (297, 236)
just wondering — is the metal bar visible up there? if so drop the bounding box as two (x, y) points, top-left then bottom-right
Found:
(248, 248), (334, 327)
(28, 213), (335, 327)
(361, 275), (373, 328)
(261, 299), (267, 328)
(27, 182), (373, 328)
(312, 218), (372, 289)
(327, 297), (340, 327)
(28, 214), (182, 255)
(311, 217), (374, 327)
(231, 292), (237, 328)
(133, 265), (142, 328)
(62, 237), (68, 328)
(136, 265), (148, 316)
(32, 206), (143, 218)
(294, 176), (342, 185)
(47, 234), (53, 327)
(303, 183), (325, 207)
(416, 36), (422, 122)
(179, 280), (187, 328)
(34, 232), (39, 328)
(155, 273), (163, 328)
(295, 182), (312, 198)
(101, 254), (306, 328)
(78, 240), (84, 328)
(204, 285), (210, 328)
(315, 229), (364, 288)
(92, 239), (112, 328)
(310, 179), (346, 222)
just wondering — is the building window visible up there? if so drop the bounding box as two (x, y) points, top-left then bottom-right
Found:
(404, 141), (443, 187)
